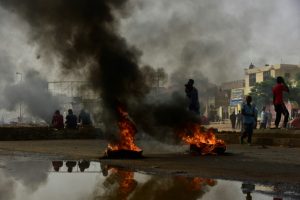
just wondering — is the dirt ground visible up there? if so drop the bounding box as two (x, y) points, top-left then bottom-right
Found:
(0, 139), (299, 184)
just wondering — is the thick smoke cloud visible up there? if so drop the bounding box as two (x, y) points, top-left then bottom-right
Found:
(0, 0), (220, 142)
(0, 46), (60, 122)
(1, 0), (299, 141)
(1, 69), (61, 122)
(0, 0), (150, 131)
(121, 0), (300, 83)
(0, 0), (198, 140)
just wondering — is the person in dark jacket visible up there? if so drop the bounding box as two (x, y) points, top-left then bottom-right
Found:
(78, 160), (90, 172)
(65, 109), (78, 129)
(185, 79), (200, 115)
(52, 161), (63, 172)
(66, 161), (77, 173)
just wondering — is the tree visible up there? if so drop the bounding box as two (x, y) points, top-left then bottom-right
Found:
(249, 75), (300, 112)
(249, 78), (275, 111)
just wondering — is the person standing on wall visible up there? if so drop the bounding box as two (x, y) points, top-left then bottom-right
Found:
(272, 76), (289, 128)
(185, 79), (200, 115)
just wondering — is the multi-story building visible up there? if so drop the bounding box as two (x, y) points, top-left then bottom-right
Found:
(207, 80), (245, 120)
(244, 63), (300, 95)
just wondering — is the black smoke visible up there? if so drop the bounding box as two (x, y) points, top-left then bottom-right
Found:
(0, 0), (200, 141)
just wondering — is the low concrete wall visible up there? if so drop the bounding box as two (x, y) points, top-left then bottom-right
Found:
(0, 127), (104, 140)
(0, 127), (300, 147)
(217, 129), (300, 147)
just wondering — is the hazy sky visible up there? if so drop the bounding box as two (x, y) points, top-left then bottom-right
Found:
(120, 0), (300, 82)
(0, 0), (298, 121)
(0, 0), (299, 83)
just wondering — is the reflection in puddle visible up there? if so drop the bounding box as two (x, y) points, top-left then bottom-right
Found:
(0, 159), (299, 200)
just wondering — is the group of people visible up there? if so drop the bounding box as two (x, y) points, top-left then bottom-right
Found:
(259, 106), (272, 129)
(185, 76), (292, 145)
(241, 76), (290, 144)
(51, 109), (92, 129)
(52, 160), (90, 172)
(230, 107), (273, 130)
(229, 111), (243, 130)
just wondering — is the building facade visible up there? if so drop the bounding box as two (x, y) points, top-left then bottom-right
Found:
(207, 80), (245, 121)
(244, 63), (300, 95)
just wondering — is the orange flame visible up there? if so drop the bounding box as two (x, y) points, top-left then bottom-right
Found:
(118, 170), (136, 197)
(108, 106), (141, 152)
(178, 123), (225, 155)
(106, 168), (137, 200)
(176, 176), (217, 191)
(190, 177), (217, 190)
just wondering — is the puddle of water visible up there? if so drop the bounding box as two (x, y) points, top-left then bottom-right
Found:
(0, 158), (299, 200)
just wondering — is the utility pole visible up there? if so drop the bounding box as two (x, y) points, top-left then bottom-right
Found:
(16, 72), (23, 123)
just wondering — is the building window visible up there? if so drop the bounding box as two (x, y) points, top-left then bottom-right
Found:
(263, 71), (271, 81)
(249, 73), (256, 86)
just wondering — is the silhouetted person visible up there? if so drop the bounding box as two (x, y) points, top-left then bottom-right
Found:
(236, 111), (242, 129)
(241, 96), (257, 144)
(66, 161), (77, 173)
(246, 193), (252, 200)
(101, 164), (109, 177)
(52, 161), (63, 172)
(65, 109), (78, 129)
(78, 109), (92, 126)
(230, 111), (236, 129)
(241, 182), (255, 200)
(78, 160), (90, 172)
(52, 110), (64, 129)
(273, 76), (289, 128)
(185, 79), (200, 115)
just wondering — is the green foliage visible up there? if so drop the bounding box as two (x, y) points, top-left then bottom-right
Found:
(294, 72), (300, 85)
(249, 78), (275, 111)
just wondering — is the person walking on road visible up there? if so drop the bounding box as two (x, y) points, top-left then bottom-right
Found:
(241, 96), (257, 145)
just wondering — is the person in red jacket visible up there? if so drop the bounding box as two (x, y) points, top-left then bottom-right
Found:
(272, 77), (289, 128)
(52, 110), (64, 129)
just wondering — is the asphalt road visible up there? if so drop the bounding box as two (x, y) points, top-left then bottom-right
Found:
(0, 140), (299, 184)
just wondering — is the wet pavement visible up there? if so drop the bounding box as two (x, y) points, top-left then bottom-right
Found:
(0, 154), (299, 200)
